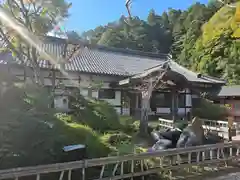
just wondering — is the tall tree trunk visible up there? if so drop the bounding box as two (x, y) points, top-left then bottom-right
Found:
(139, 78), (153, 136)
(31, 47), (44, 86)
(140, 91), (150, 136)
(171, 90), (178, 122)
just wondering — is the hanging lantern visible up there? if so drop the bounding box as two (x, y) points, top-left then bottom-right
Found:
(235, 4), (240, 23)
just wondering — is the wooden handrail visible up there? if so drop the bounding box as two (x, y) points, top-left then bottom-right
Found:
(158, 117), (238, 139)
(158, 118), (237, 132)
(0, 142), (239, 180)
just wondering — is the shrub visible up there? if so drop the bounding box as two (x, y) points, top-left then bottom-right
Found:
(70, 94), (122, 132)
(0, 82), (112, 169)
(101, 132), (132, 146)
(119, 116), (139, 134)
(192, 99), (228, 120)
(0, 107), (113, 169)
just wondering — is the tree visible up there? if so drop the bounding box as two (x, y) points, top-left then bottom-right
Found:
(66, 31), (83, 42)
(84, 0), (240, 85)
(0, 0), (71, 85)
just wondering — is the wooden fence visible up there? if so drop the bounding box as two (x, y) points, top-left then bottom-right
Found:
(0, 142), (240, 180)
(158, 118), (237, 138)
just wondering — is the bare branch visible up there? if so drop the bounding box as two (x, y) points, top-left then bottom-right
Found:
(0, 28), (26, 63)
(6, 0), (25, 25)
(125, 0), (132, 17)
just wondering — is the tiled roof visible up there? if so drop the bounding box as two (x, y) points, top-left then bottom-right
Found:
(0, 36), (226, 84)
(217, 85), (240, 97)
(169, 61), (226, 84)
(0, 36), (168, 76)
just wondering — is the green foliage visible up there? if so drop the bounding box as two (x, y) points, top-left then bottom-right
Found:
(119, 115), (140, 134)
(70, 94), (122, 132)
(0, 0), (71, 84)
(0, 111), (111, 168)
(81, 2), (240, 84)
(174, 121), (188, 130)
(101, 132), (132, 147)
(192, 99), (228, 120)
(0, 75), (113, 168)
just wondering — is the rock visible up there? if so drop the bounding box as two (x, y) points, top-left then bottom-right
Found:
(151, 128), (182, 147)
(159, 129), (182, 147)
(205, 132), (224, 144)
(151, 131), (161, 142)
(151, 139), (173, 151)
(176, 117), (205, 148)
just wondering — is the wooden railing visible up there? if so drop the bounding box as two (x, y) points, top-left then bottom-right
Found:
(0, 142), (240, 180)
(158, 118), (237, 138)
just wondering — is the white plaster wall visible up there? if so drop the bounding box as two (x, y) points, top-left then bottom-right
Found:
(178, 108), (191, 115)
(92, 90), (98, 98)
(100, 91), (121, 106)
(9, 67), (128, 114)
(9, 67), (121, 88)
(186, 88), (192, 107)
(156, 107), (191, 115)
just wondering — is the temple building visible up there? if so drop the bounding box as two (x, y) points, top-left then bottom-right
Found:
(0, 36), (226, 119)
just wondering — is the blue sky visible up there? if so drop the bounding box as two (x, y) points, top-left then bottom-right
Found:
(65, 0), (209, 33)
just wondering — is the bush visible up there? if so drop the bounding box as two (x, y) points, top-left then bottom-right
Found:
(119, 116), (140, 134)
(0, 112), (112, 169)
(0, 74), (144, 169)
(192, 99), (228, 120)
(101, 132), (132, 146)
(0, 82), (112, 169)
(70, 95), (122, 132)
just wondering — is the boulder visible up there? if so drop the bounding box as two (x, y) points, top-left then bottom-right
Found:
(204, 132), (224, 144)
(151, 131), (162, 142)
(160, 129), (182, 146)
(151, 128), (182, 150)
(151, 139), (173, 151)
(176, 117), (205, 148)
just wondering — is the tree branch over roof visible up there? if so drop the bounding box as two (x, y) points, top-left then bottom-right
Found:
(125, 0), (132, 17)
(0, 0), (81, 85)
